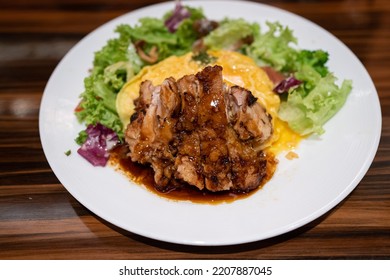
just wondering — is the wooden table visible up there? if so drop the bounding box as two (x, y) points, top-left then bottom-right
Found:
(1, 0), (389, 259)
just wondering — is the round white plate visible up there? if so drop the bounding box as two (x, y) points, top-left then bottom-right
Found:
(39, 0), (381, 246)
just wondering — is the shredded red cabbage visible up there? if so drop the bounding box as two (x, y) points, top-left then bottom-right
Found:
(164, 0), (191, 32)
(274, 76), (302, 94)
(77, 123), (119, 167)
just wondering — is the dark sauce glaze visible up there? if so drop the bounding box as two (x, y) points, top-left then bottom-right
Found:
(109, 144), (277, 204)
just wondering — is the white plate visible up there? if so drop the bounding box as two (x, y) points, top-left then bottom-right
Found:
(39, 0), (381, 246)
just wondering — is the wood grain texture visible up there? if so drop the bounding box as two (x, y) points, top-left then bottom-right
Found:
(0, 0), (389, 259)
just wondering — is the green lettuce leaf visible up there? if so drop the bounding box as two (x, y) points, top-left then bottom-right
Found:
(295, 49), (329, 77)
(244, 21), (298, 72)
(278, 65), (352, 135)
(75, 75), (124, 139)
(75, 25), (143, 140)
(204, 18), (259, 50)
(120, 6), (204, 62)
(103, 61), (135, 91)
(93, 24), (142, 75)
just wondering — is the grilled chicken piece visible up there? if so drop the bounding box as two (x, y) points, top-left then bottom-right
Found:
(174, 75), (204, 190)
(134, 80), (154, 111)
(227, 86), (273, 145)
(196, 65), (233, 191)
(226, 127), (267, 191)
(176, 74), (202, 131)
(126, 78), (180, 187)
(125, 65), (273, 192)
(174, 132), (204, 190)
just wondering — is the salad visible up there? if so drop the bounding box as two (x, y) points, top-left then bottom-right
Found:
(74, 1), (352, 166)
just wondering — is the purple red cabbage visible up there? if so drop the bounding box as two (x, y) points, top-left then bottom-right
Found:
(164, 1), (191, 32)
(274, 76), (302, 94)
(77, 123), (120, 167)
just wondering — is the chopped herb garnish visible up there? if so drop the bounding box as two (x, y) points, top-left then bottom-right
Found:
(75, 130), (88, 145)
(65, 150), (71, 156)
(191, 51), (216, 65)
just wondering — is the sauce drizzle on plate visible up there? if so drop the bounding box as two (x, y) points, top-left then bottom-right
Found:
(110, 144), (277, 204)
